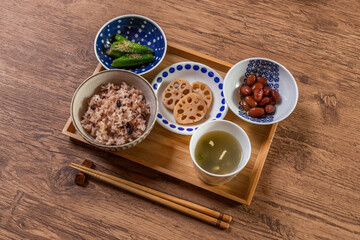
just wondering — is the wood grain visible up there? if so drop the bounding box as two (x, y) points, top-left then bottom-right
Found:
(0, 0), (359, 239)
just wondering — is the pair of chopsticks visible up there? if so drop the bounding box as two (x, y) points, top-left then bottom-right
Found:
(70, 163), (232, 229)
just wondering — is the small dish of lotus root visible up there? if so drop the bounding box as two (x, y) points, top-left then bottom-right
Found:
(151, 61), (228, 135)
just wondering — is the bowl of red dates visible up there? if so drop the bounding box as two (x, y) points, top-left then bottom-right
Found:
(224, 58), (298, 124)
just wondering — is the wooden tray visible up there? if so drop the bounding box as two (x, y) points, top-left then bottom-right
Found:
(62, 42), (277, 205)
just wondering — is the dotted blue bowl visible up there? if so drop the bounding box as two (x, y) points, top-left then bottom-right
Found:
(94, 14), (167, 75)
(152, 61), (228, 135)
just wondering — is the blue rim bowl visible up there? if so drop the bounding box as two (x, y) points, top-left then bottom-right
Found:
(94, 14), (167, 75)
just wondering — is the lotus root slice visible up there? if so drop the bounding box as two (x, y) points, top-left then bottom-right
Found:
(162, 78), (192, 110)
(192, 81), (213, 108)
(173, 93), (208, 124)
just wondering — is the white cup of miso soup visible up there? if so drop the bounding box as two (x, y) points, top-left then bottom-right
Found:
(189, 120), (251, 185)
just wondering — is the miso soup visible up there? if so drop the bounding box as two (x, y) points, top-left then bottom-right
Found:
(194, 131), (241, 175)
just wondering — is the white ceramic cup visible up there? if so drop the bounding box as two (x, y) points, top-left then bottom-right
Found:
(189, 120), (251, 185)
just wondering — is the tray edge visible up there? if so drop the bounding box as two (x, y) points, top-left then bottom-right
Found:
(245, 123), (278, 205)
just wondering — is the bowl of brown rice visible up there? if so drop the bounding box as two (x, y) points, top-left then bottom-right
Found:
(71, 69), (158, 151)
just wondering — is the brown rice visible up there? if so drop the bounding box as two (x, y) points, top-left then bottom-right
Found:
(81, 82), (150, 145)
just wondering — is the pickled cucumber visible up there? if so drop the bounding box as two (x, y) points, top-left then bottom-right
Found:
(111, 54), (154, 67)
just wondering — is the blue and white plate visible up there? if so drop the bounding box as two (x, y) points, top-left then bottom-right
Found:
(94, 14), (167, 75)
(152, 62), (228, 135)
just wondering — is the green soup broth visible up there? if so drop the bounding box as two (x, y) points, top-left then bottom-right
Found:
(195, 131), (242, 175)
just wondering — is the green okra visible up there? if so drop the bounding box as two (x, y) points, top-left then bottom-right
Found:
(111, 53), (154, 68)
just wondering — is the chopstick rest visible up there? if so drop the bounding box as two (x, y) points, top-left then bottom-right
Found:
(74, 160), (96, 186)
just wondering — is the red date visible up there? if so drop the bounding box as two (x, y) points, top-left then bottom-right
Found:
(256, 76), (268, 85)
(241, 99), (251, 111)
(259, 97), (271, 106)
(251, 82), (264, 92)
(271, 89), (281, 103)
(253, 88), (264, 102)
(265, 104), (276, 114)
(245, 96), (257, 108)
(248, 107), (265, 117)
(246, 74), (256, 86)
(240, 85), (252, 96)
(263, 86), (271, 96)
(238, 75), (281, 119)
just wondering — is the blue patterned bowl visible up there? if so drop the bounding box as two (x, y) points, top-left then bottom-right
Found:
(224, 58), (298, 125)
(94, 15), (167, 75)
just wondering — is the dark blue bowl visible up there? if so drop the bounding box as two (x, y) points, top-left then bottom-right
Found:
(94, 15), (167, 75)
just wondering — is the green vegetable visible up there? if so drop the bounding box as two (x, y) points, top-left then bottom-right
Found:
(107, 35), (155, 67)
(197, 154), (204, 161)
(107, 36), (154, 59)
(111, 53), (154, 67)
(106, 48), (126, 58)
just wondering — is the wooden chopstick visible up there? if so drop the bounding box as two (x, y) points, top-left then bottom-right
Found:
(70, 163), (232, 223)
(70, 163), (231, 229)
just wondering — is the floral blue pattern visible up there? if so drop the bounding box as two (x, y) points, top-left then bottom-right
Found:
(238, 106), (275, 122)
(244, 60), (280, 90)
(95, 15), (166, 75)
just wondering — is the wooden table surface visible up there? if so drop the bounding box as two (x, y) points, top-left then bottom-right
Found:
(1, 0), (359, 239)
